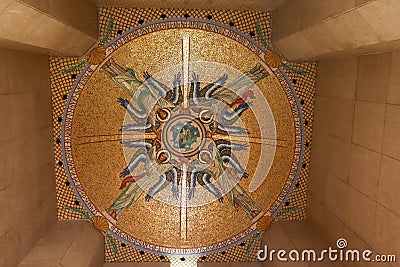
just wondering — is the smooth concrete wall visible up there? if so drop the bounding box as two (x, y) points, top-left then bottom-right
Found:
(0, 48), (56, 267)
(308, 52), (400, 267)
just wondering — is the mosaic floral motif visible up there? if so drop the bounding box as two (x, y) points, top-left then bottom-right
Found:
(60, 17), (114, 74)
(92, 215), (109, 232)
(64, 206), (118, 255)
(256, 21), (307, 75)
(246, 205), (299, 255)
(87, 46), (107, 65)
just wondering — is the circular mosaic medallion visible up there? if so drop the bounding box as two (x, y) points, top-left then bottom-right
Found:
(62, 18), (303, 256)
(162, 113), (206, 157)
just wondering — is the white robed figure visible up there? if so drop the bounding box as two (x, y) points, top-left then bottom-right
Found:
(197, 146), (262, 219)
(107, 147), (173, 220)
(101, 58), (175, 132)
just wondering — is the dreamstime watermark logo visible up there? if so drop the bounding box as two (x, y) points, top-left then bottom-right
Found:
(258, 238), (396, 263)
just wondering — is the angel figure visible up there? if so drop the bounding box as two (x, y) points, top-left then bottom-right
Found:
(107, 147), (174, 220)
(196, 145), (262, 219)
(191, 63), (269, 135)
(101, 58), (175, 135)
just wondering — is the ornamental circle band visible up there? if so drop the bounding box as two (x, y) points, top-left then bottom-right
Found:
(62, 18), (304, 255)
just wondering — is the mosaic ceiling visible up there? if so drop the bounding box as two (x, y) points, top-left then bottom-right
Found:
(90, 0), (288, 11)
(51, 8), (316, 263)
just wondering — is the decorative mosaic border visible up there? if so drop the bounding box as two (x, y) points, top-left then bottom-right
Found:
(51, 7), (317, 262)
(62, 17), (302, 256)
(268, 68), (304, 216)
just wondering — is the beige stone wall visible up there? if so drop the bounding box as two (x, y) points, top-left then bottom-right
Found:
(0, 0), (97, 56)
(273, 0), (375, 42)
(0, 48), (56, 267)
(272, 0), (400, 61)
(20, 0), (98, 38)
(18, 221), (104, 267)
(308, 52), (400, 266)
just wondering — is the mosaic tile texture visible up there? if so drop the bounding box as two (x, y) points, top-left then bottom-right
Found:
(50, 7), (316, 262)
(92, 0), (286, 11)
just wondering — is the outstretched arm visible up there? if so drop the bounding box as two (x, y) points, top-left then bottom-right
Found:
(217, 124), (249, 135)
(190, 73), (201, 104)
(121, 140), (152, 149)
(225, 63), (269, 94)
(216, 142), (249, 151)
(199, 74), (228, 98)
(117, 97), (147, 122)
(221, 102), (253, 125)
(188, 171), (198, 200)
(170, 73), (182, 104)
(170, 168), (179, 200)
(145, 174), (169, 201)
(221, 154), (248, 179)
(197, 172), (223, 202)
(119, 152), (148, 178)
(121, 122), (151, 132)
(143, 71), (170, 96)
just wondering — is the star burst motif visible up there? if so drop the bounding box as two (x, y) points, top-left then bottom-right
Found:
(102, 59), (269, 221)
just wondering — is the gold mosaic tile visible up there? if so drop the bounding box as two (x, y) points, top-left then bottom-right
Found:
(50, 7), (316, 263)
